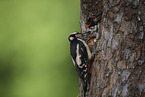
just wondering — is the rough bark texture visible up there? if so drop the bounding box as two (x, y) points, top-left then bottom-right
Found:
(80, 0), (145, 97)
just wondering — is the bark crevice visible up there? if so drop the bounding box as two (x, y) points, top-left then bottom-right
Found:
(79, 0), (145, 97)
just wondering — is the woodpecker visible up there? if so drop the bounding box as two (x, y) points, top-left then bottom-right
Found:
(68, 32), (94, 97)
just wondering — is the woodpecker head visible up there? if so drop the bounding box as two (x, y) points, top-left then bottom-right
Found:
(68, 32), (81, 42)
(86, 18), (96, 29)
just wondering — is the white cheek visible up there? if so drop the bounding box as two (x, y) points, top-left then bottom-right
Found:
(70, 37), (74, 41)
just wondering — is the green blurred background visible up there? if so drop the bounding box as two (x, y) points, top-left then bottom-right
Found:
(0, 0), (80, 97)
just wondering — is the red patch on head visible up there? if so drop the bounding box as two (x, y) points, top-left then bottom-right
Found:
(87, 24), (91, 29)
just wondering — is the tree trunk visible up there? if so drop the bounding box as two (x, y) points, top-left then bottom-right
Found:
(79, 0), (145, 97)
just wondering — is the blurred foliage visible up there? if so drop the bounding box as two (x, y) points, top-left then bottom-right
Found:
(0, 0), (80, 97)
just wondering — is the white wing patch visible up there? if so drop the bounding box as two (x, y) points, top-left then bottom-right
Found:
(76, 44), (82, 66)
(77, 38), (91, 60)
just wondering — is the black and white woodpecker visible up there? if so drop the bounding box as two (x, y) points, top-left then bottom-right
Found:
(68, 32), (94, 97)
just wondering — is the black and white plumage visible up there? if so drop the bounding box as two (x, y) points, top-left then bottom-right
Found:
(68, 32), (92, 97)
(68, 32), (91, 80)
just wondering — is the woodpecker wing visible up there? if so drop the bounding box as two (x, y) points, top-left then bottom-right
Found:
(71, 38), (90, 79)
(77, 39), (89, 80)
(70, 41), (83, 78)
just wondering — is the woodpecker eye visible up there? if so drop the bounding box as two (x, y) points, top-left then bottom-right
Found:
(69, 36), (74, 41)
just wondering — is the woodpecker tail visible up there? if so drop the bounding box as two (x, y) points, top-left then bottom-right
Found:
(83, 82), (87, 97)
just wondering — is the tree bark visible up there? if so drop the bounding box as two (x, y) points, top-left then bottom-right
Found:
(79, 0), (145, 97)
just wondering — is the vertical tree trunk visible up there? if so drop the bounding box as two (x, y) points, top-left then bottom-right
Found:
(80, 0), (145, 96)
